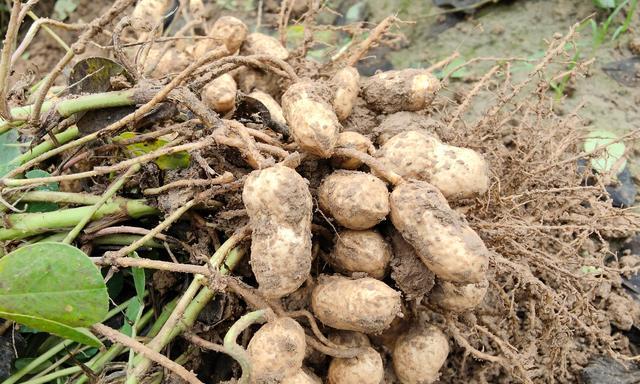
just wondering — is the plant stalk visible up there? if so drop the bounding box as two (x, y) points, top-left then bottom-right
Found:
(62, 164), (140, 244)
(223, 310), (267, 384)
(0, 199), (157, 240)
(127, 246), (247, 382)
(0, 89), (138, 134)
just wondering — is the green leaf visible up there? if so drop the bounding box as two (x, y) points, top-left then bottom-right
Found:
(14, 357), (53, 372)
(0, 243), (109, 346)
(344, 1), (366, 23)
(52, 0), (78, 20)
(25, 170), (60, 212)
(584, 130), (627, 174)
(286, 25), (305, 47)
(116, 132), (190, 170)
(131, 254), (145, 302)
(593, 0), (616, 8)
(120, 297), (142, 337)
(438, 57), (470, 79)
(580, 265), (603, 275)
(1, 312), (102, 347)
(0, 129), (21, 177)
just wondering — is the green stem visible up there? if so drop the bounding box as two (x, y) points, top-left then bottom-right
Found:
(0, 199), (157, 240)
(0, 89), (137, 134)
(113, 199), (194, 258)
(92, 234), (163, 248)
(2, 297), (138, 384)
(12, 366), (78, 384)
(223, 310), (267, 384)
(8, 190), (132, 206)
(128, 246), (247, 382)
(13, 125), (80, 165)
(72, 298), (178, 384)
(26, 11), (71, 53)
(62, 164), (140, 244)
(0, 340), (75, 384)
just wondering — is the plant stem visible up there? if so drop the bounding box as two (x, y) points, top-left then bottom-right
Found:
(26, 11), (72, 53)
(223, 310), (267, 384)
(1, 135), (206, 188)
(0, 89), (137, 134)
(63, 164), (140, 244)
(92, 323), (205, 384)
(128, 245), (247, 382)
(0, 199), (157, 240)
(73, 298), (178, 384)
(13, 125), (80, 165)
(2, 297), (138, 384)
(92, 234), (163, 248)
(111, 199), (195, 258)
(2, 191), (136, 214)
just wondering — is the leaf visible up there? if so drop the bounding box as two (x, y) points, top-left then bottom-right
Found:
(53, 0), (79, 21)
(1, 312), (102, 347)
(344, 1), (366, 23)
(286, 25), (305, 48)
(120, 297), (142, 337)
(131, 253), (146, 302)
(580, 265), (603, 275)
(438, 57), (470, 79)
(68, 57), (133, 94)
(14, 357), (53, 372)
(0, 129), (21, 177)
(584, 130), (627, 174)
(593, 0), (616, 8)
(116, 132), (190, 170)
(25, 170), (59, 212)
(0, 243), (109, 346)
(122, 252), (145, 338)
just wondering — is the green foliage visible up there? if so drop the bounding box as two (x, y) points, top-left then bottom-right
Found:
(117, 132), (190, 170)
(52, 0), (79, 20)
(0, 243), (109, 346)
(584, 130), (627, 175)
(24, 169), (60, 212)
(0, 129), (21, 177)
(587, 0), (637, 50)
(436, 57), (470, 80)
(593, 0), (617, 8)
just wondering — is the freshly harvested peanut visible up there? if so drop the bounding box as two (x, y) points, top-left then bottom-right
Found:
(430, 279), (488, 312)
(392, 326), (449, 384)
(377, 130), (489, 201)
(248, 317), (306, 383)
(331, 131), (373, 170)
(282, 369), (322, 384)
(282, 81), (341, 158)
(331, 66), (360, 121)
(390, 181), (489, 284)
(201, 74), (237, 114)
(374, 111), (442, 146)
(131, 0), (171, 32)
(249, 90), (287, 126)
(243, 166), (312, 298)
(311, 275), (402, 333)
(184, 16), (248, 59)
(211, 16), (248, 53)
(328, 229), (391, 279)
(328, 346), (383, 384)
(241, 32), (289, 60)
(362, 69), (440, 113)
(318, 171), (389, 230)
